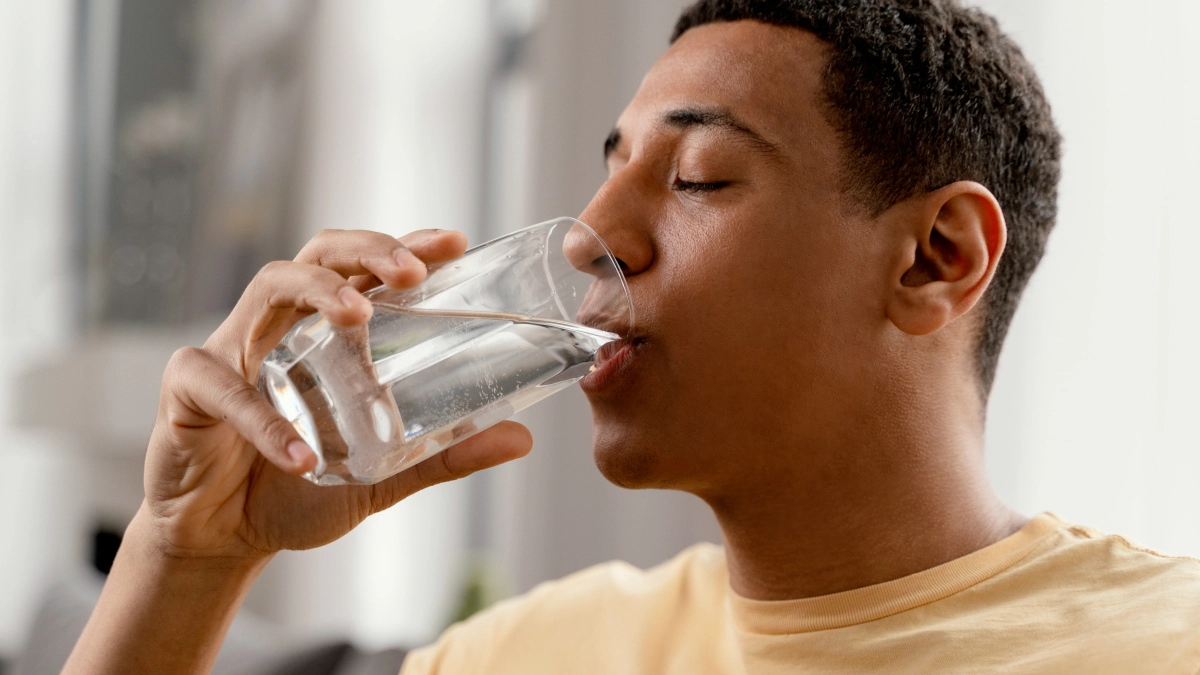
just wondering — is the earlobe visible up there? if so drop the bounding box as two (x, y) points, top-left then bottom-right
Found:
(885, 182), (1007, 337)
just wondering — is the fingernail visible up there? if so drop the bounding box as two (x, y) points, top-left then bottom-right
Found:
(394, 248), (422, 269)
(287, 440), (314, 466)
(339, 286), (365, 308)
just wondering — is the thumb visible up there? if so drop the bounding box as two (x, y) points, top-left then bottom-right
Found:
(366, 421), (533, 512)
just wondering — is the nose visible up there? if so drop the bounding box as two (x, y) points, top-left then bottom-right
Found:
(576, 170), (656, 277)
(559, 169), (656, 335)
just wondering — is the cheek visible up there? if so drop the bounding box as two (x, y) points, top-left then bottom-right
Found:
(656, 212), (838, 324)
(652, 210), (872, 395)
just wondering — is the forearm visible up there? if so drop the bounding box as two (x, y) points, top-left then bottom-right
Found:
(62, 505), (272, 675)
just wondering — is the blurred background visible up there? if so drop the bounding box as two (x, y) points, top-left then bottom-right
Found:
(0, 0), (1197, 672)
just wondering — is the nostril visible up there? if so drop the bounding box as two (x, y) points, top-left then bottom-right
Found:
(592, 256), (630, 273)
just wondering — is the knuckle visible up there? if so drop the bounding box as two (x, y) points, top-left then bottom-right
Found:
(369, 481), (402, 512)
(211, 377), (249, 413)
(247, 261), (290, 299)
(250, 260), (311, 307)
(440, 449), (465, 480)
(258, 259), (291, 279)
(259, 413), (295, 445)
(412, 454), (436, 485)
(304, 229), (344, 256)
(164, 346), (206, 380)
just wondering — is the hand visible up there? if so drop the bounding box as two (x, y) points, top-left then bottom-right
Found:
(62, 229), (532, 675)
(140, 228), (533, 561)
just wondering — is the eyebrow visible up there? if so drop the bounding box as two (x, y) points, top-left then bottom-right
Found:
(603, 106), (781, 163)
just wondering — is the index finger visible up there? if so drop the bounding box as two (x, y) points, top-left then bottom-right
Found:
(294, 229), (469, 290)
(397, 229), (469, 264)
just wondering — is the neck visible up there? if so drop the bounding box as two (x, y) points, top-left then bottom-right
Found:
(706, 388), (1025, 601)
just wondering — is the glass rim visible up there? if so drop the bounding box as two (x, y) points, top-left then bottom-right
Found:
(489, 216), (635, 335)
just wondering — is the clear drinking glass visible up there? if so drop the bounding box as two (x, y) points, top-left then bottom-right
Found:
(258, 218), (633, 486)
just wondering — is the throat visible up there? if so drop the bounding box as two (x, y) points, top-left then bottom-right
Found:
(711, 462), (1025, 602)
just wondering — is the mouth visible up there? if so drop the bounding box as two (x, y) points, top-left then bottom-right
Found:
(580, 335), (644, 395)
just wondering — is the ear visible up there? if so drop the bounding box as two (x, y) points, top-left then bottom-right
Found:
(885, 182), (1007, 337)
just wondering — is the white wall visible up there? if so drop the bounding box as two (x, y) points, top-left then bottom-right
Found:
(0, 0), (79, 655)
(978, 0), (1200, 553)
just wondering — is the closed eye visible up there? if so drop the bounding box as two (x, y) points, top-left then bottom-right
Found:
(672, 179), (731, 194)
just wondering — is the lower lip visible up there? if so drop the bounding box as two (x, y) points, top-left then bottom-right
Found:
(580, 340), (639, 395)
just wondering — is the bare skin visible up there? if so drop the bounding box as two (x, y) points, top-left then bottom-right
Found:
(62, 229), (533, 675)
(577, 21), (1025, 600)
(66, 19), (1024, 675)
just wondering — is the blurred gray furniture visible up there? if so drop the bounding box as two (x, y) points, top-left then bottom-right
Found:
(9, 326), (405, 674)
(9, 570), (406, 675)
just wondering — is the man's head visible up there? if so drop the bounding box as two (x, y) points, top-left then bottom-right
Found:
(673, 0), (1062, 393)
(577, 0), (1060, 498)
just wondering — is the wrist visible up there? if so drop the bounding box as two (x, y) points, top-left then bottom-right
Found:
(63, 504), (274, 675)
(126, 502), (274, 578)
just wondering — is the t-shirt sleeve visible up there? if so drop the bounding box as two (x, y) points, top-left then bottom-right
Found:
(398, 548), (726, 675)
(399, 594), (522, 675)
(397, 559), (639, 674)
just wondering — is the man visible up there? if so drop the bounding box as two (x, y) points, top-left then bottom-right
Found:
(65, 1), (1200, 673)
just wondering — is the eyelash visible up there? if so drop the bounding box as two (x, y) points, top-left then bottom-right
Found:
(672, 179), (730, 194)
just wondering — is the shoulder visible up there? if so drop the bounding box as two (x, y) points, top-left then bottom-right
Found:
(490, 542), (727, 635)
(402, 543), (729, 674)
(1024, 517), (1200, 604)
(971, 515), (1200, 670)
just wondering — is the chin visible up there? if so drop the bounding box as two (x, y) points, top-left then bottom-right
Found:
(584, 359), (708, 491)
(593, 440), (660, 489)
(589, 419), (688, 491)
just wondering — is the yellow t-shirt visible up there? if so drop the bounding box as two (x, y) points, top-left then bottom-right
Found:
(401, 513), (1200, 674)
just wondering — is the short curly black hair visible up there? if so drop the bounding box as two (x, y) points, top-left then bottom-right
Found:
(674, 0), (1062, 395)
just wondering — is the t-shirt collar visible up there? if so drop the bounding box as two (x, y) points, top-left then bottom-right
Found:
(726, 512), (1064, 635)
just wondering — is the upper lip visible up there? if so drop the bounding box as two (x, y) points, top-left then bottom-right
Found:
(573, 281), (636, 338)
(593, 335), (643, 368)
(575, 309), (634, 340)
